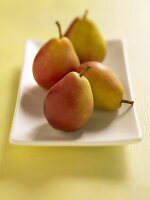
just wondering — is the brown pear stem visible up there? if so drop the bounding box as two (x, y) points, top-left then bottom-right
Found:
(55, 21), (62, 38)
(121, 99), (134, 105)
(83, 10), (89, 19)
(80, 66), (91, 77)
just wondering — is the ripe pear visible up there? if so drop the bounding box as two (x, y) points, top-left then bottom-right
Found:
(77, 62), (134, 110)
(33, 21), (80, 90)
(65, 10), (107, 63)
(44, 67), (93, 131)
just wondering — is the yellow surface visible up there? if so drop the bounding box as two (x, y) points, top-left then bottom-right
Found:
(0, 0), (150, 199)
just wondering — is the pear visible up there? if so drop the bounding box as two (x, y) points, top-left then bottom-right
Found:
(77, 62), (134, 110)
(65, 10), (107, 63)
(44, 67), (93, 131)
(33, 21), (80, 90)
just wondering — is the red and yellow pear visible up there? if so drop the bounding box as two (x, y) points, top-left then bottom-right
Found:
(44, 67), (93, 131)
(33, 21), (80, 90)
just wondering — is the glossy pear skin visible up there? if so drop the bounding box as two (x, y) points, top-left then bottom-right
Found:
(77, 62), (124, 110)
(65, 16), (107, 63)
(44, 71), (93, 131)
(33, 37), (80, 90)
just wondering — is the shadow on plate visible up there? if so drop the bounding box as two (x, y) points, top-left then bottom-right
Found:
(20, 85), (47, 118)
(31, 123), (82, 141)
(30, 110), (118, 141)
(117, 103), (134, 118)
(82, 109), (118, 133)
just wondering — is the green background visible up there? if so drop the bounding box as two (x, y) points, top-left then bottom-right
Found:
(0, 0), (150, 199)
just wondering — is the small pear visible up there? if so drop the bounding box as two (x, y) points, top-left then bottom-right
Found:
(44, 67), (93, 131)
(33, 21), (80, 90)
(77, 62), (134, 110)
(65, 10), (107, 63)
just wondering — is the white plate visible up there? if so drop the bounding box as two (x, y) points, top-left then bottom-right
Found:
(9, 39), (142, 146)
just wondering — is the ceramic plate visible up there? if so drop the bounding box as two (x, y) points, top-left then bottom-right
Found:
(9, 39), (142, 146)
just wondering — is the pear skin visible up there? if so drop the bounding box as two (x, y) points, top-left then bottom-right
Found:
(44, 70), (93, 131)
(65, 11), (107, 63)
(77, 62), (133, 110)
(33, 22), (80, 90)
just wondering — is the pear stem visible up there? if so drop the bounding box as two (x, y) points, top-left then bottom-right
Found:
(55, 21), (62, 38)
(83, 10), (89, 19)
(121, 99), (134, 105)
(80, 66), (91, 77)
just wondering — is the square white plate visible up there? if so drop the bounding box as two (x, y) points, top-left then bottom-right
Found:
(9, 39), (142, 146)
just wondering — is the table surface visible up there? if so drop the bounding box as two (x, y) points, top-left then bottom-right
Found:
(0, 0), (150, 199)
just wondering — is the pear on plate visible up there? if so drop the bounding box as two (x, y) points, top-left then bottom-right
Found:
(65, 10), (107, 63)
(44, 67), (93, 132)
(77, 61), (134, 110)
(33, 21), (80, 90)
